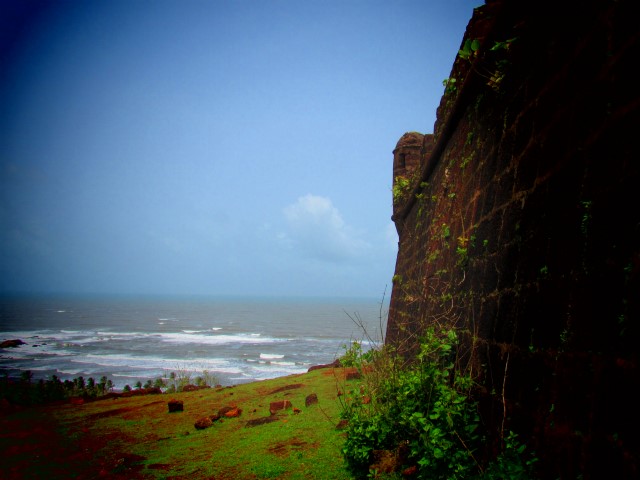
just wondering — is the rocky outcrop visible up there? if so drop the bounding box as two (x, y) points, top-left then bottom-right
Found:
(0, 339), (25, 348)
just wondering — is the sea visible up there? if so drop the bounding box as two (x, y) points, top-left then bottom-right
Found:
(0, 295), (387, 391)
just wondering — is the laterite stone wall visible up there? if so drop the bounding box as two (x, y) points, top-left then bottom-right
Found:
(386, 1), (639, 478)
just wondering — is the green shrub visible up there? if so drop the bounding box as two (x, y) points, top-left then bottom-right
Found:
(340, 327), (537, 479)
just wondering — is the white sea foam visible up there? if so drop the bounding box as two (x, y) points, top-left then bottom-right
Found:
(259, 353), (285, 360)
(68, 353), (241, 373)
(158, 332), (279, 345)
(249, 363), (308, 379)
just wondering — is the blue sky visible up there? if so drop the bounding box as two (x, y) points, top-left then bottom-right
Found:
(1, 0), (482, 298)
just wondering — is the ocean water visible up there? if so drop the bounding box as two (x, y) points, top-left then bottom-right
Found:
(0, 295), (387, 390)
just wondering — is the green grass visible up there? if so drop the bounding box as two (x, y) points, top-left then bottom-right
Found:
(3, 367), (356, 479)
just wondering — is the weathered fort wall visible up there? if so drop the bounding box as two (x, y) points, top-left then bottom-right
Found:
(386, 1), (639, 478)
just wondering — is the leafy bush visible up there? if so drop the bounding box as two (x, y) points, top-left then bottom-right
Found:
(339, 327), (537, 479)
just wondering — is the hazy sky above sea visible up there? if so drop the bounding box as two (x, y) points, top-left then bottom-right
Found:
(1, 0), (482, 298)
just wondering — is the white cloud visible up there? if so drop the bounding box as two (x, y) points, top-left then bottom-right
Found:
(281, 194), (370, 262)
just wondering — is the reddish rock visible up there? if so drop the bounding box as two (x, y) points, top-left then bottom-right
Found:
(293, 408), (301, 414)
(223, 407), (242, 418)
(168, 399), (183, 413)
(269, 400), (292, 415)
(69, 397), (84, 405)
(305, 393), (318, 406)
(194, 417), (213, 430)
(218, 405), (238, 417)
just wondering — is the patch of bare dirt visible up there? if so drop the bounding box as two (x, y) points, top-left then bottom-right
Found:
(267, 437), (319, 458)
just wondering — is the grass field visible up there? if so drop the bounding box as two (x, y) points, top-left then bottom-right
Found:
(1, 366), (358, 479)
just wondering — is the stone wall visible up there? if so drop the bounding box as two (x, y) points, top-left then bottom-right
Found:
(386, 1), (639, 478)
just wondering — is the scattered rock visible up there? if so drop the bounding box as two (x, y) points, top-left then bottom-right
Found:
(168, 399), (183, 413)
(194, 417), (213, 430)
(269, 400), (292, 415)
(0, 339), (25, 348)
(217, 405), (234, 416)
(293, 408), (301, 414)
(305, 393), (318, 407)
(335, 419), (349, 430)
(223, 407), (242, 418)
(218, 405), (241, 417)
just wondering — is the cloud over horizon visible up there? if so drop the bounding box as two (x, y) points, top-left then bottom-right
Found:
(281, 194), (370, 263)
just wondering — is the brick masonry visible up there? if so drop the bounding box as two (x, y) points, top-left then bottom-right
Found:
(386, 1), (639, 478)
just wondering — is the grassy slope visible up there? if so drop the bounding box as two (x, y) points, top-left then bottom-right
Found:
(1, 367), (357, 480)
